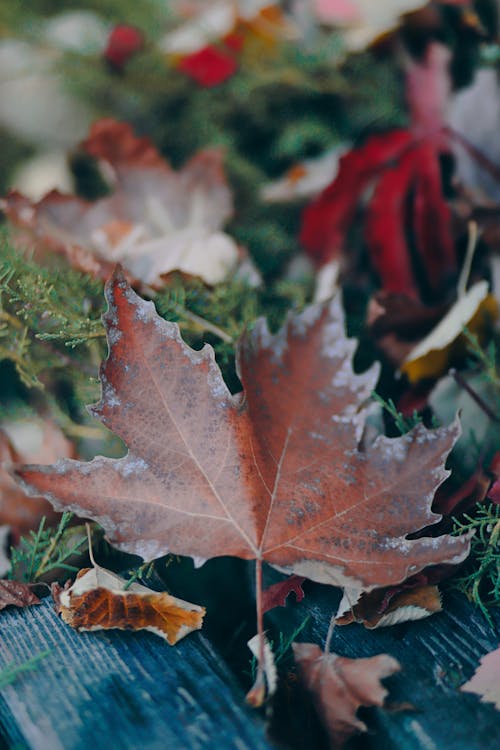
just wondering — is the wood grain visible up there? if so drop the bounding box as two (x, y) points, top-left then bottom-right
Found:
(0, 599), (273, 750)
(268, 582), (500, 749)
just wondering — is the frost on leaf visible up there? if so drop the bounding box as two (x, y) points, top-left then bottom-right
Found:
(1, 119), (240, 287)
(293, 642), (401, 748)
(17, 268), (470, 594)
(53, 564), (204, 645)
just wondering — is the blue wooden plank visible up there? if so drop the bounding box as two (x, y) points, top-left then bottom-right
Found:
(269, 585), (500, 750)
(0, 599), (273, 750)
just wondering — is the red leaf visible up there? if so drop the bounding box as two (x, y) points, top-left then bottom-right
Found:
(412, 143), (456, 292)
(104, 25), (144, 71)
(364, 147), (419, 297)
(178, 45), (238, 87)
(262, 575), (306, 614)
(300, 130), (414, 264)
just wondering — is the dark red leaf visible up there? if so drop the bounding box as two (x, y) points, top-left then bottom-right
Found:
(262, 575), (306, 614)
(364, 147), (419, 297)
(412, 143), (456, 293)
(300, 130), (414, 264)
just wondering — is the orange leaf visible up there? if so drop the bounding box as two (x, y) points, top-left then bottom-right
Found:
(53, 565), (204, 645)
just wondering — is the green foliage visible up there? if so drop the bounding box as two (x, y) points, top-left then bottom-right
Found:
(0, 234), (105, 391)
(156, 271), (313, 390)
(0, 230), (312, 442)
(9, 513), (88, 584)
(372, 392), (423, 435)
(0, 651), (50, 690)
(249, 615), (311, 681)
(452, 503), (500, 623)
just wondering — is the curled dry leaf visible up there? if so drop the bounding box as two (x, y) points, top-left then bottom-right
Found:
(0, 580), (41, 611)
(336, 583), (442, 628)
(53, 565), (205, 645)
(17, 268), (471, 593)
(293, 642), (401, 748)
(461, 646), (500, 710)
(247, 632), (278, 706)
(2, 119), (241, 287)
(0, 418), (74, 535)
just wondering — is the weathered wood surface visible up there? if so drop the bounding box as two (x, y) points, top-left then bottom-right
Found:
(269, 586), (500, 750)
(0, 584), (499, 750)
(0, 599), (273, 750)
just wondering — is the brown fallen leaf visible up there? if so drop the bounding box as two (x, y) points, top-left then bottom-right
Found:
(17, 268), (471, 700)
(460, 646), (500, 710)
(2, 119), (240, 287)
(52, 564), (204, 645)
(336, 583), (442, 628)
(0, 418), (74, 535)
(293, 642), (401, 748)
(0, 580), (41, 611)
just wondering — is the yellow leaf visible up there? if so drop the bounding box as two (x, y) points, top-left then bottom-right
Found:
(401, 282), (498, 383)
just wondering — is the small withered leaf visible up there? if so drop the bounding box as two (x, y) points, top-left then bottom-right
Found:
(262, 575), (306, 614)
(336, 583), (442, 628)
(293, 642), (401, 748)
(54, 565), (204, 645)
(17, 269), (470, 593)
(0, 580), (41, 611)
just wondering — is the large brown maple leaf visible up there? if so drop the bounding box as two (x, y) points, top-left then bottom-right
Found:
(17, 268), (469, 698)
(18, 268), (469, 584)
